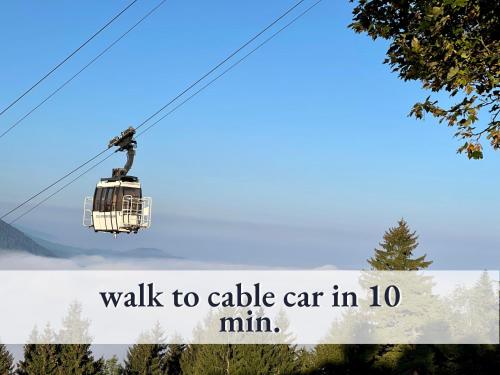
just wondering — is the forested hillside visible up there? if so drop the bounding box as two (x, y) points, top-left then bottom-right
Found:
(1, 220), (497, 374)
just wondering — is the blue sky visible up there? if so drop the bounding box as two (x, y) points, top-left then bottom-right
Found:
(1, 0), (499, 268)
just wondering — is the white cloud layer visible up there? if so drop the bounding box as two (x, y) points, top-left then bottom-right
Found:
(0, 250), (285, 270)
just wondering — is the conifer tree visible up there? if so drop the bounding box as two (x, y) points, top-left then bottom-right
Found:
(57, 302), (92, 344)
(17, 325), (60, 375)
(16, 303), (102, 375)
(232, 344), (298, 375)
(181, 343), (298, 374)
(313, 344), (379, 374)
(458, 271), (498, 342)
(181, 308), (298, 374)
(366, 219), (434, 374)
(16, 344), (60, 375)
(123, 323), (168, 375)
(48, 301), (103, 374)
(296, 347), (316, 374)
(180, 344), (231, 375)
(57, 344), (103, 375)
(101, 356), (123, 375)
(434, 343), (500, 374)
(371, 344), (437, 374)
(315, 220), (434, 374)
(0, 344), (14, 375)
(123, 344), (166, 375)
(165, 344), (185, 375)
(368, 219), (432, 270)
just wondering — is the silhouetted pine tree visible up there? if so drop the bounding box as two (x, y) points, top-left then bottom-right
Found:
(368, 219), (432, 270)
(433, 343), (500, 374)
(313, 344), (380, 374)
(0, 344), (14, 375)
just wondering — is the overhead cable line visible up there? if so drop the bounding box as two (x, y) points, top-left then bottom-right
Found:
(135, 0), (308, 130)
(0, 0), (139, 118)
(9, 152), (116, 224)
(4, 0), (322, 222)
(0, 0), (168, 140)
(137, 0), (323, 138)
(0, 148), (110, 220)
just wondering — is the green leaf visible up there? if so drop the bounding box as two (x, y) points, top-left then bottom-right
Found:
(411, 37), (421, 51)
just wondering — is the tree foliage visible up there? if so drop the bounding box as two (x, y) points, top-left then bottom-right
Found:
(16, 344), (59, 375)
(180, 344), (298, 375)
(57, 302), (92, 344)
(0, 344), (14, 375)
(11, 222), (499, 374)
(123, 344), (167, 375)
(101, 356), (123, 375)
(123, 323), (169, 375)
(368, 219), (432, 270)
(58, 344), (103, 375)
(232, 344), (298, 375)
(312, 344), (380, 374)
(17, 344), (103, 375)
(350, 0), (500, 159)
(180, 344), (232, 375)
(165, 344), (185, 375)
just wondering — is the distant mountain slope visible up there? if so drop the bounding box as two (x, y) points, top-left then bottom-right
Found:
(29, 236), (102, 258)
(0, 219), (54, 257)
(32, 237), (180, 260)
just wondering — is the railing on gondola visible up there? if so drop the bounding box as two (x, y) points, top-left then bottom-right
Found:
(122, 195), (152, 229)
(83, 197), (93, 227)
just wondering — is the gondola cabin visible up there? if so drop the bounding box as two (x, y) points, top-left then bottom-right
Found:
(83, 176), (151, 234)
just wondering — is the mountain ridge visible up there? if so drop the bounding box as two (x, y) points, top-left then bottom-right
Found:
(0, 219), (55, 257)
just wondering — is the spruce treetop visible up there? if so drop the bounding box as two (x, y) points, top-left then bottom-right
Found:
(368, 219), (432, 270)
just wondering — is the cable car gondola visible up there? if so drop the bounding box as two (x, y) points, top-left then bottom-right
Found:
(83, 127), (152, 235)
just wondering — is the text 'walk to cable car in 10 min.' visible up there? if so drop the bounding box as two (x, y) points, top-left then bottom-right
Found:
(83, 127), (152, 236)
